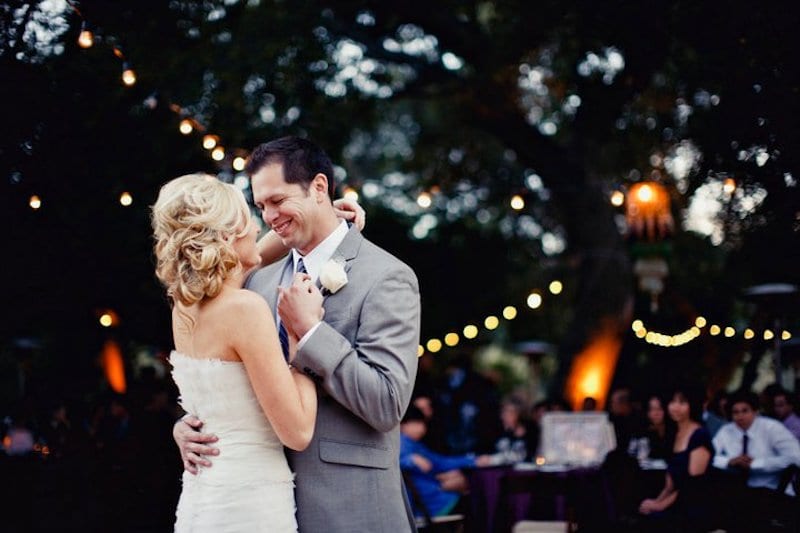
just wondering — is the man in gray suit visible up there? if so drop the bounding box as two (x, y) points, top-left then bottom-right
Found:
(175, 136), (421, 532)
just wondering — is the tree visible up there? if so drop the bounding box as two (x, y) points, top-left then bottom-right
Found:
(1, 0), (798, 396)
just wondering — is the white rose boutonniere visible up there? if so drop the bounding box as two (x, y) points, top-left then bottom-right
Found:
(319, 259), (348, 294)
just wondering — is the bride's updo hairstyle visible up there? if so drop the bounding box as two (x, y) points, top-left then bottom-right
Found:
(151, 173), (251, 306)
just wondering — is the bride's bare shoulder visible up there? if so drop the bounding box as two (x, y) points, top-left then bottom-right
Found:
(217, 289), (271, 317)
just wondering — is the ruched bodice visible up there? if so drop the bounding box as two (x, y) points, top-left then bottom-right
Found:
(170, 351), (297, 532)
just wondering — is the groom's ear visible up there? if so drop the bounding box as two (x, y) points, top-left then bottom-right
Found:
(310, 173), (330, 203)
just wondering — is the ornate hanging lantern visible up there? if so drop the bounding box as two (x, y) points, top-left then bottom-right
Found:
(625, 182), (674, 241)
(625, 181), (674, 312)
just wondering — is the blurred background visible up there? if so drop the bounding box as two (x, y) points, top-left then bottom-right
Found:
(1, 1), (799, 530)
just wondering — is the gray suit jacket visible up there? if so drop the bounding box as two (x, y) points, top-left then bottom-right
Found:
(247, 225), (420, 532)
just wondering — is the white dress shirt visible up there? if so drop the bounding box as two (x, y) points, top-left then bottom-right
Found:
(712, 415), (800, 491)
(289, 220), (349, 349)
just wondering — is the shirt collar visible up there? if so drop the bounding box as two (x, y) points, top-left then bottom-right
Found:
(291, 220), (349, 282)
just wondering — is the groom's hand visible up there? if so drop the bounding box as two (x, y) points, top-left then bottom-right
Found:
(173, 415), (219, 475)
(278, 273), (324, 339)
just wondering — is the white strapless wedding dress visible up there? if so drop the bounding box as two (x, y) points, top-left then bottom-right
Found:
(170, 351), (297, 533)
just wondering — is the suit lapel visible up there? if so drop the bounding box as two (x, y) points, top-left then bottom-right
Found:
(320, 226), (362, 302)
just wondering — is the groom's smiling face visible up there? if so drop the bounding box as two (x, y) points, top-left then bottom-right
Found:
(251, 162), (325, 255)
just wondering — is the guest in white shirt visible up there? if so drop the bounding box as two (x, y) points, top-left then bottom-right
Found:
(772, 389), (800, 442)
(711, 389), (800, 492)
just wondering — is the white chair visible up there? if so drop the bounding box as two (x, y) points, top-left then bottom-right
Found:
(511, 520), (570, 533)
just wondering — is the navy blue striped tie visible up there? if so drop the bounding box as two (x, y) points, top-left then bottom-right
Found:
(279, 258), (307, 361)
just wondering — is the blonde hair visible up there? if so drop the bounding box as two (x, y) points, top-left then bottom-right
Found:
(151, 173), (251, 306)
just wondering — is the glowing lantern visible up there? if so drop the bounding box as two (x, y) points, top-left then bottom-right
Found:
(625, 182), (673, 241)
(626, 181), (674, 312)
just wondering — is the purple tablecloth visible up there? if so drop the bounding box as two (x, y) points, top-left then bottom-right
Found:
(467, 465), (601, 533)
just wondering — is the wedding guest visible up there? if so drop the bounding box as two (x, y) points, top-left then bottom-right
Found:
(711, 389), (800, 530)
(644, 393), (676, 460)
(400, 406), (492, 518)
(712, 389), (800, 492)
(435, 356), (501, 455)
(639, 385), (714, 532)
(489, 396), (535, 464)
(608, 386), (642, 453)
(772, 389), (800, 442)
(703, 389), (728, 438)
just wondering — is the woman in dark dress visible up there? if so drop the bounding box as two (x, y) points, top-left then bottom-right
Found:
(644, 393), (676, 460)
(638, 385), (714, 532)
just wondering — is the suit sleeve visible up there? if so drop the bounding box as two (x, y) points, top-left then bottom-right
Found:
(293, 264), (421, 433)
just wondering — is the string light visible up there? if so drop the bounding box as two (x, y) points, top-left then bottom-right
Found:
(77, 21), (93, 48)
(502, 306), (517, 320)
(203, 134), (219, 150)
(179, 119), (193, 135)
(510, 195), (525, 210)
(549, 280), (563, 294)
(211, 146), (225, 161)
(444, 333), (459, 346)
(343, 187), (359, 201)
(121, 62), (136, 86)
(426, 338), (442, 353)
(119, 192), (133, 206)
(633, 317), (796, 347)
(527, 292), (542, 309)
(417, 192), (432, 208)
(29, 195), (42, 209)
(463, 325), (479, 339)
(484, 316), (499, 330)
(233, 156), (246, 171)
(417, 345), (425, 357)
(610, 190), (625, 207)
(723, 177), (736, 195)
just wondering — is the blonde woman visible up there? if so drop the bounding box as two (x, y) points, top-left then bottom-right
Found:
(152, 173), (361, 532)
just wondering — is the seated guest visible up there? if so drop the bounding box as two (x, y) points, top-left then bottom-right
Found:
(490, 396), (536, 464)
(644, 393), (676, 460)
(608, 386), (643, 453)
(772, 388), (800, 442)
(712, 389), (800, 493)
(400, 406), (492, 518)
(639, 385), (714, 532)
(703, 389), (728, 438)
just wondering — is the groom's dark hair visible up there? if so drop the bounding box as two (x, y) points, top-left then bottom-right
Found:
(245, 136), (336, 200)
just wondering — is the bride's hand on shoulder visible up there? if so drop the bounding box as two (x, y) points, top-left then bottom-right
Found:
(333, 197), (366, 231)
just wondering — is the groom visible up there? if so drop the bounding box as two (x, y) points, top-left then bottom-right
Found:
(176, 136), (421, 532)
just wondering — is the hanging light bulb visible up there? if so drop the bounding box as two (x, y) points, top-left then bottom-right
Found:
(211, 146), (225, 161)
(232, 156), (246, 171)
(179, 119), (193, 135)
(77, 21), (94, 48)
(203, 134), (219, 150)
(121, 62), (136, 86)
(510, 195), (525, 210)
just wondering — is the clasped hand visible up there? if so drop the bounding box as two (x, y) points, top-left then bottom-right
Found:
(277, 272), (325, 350)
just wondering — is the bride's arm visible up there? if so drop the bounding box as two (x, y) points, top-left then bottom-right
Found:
(233, 291), (318, 451)
(256, 197), (366, 265)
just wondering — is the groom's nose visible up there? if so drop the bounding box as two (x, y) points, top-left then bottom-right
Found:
(262, 206), (278, 224)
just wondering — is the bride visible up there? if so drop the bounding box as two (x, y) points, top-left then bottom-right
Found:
(151, 173), (361, 532)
